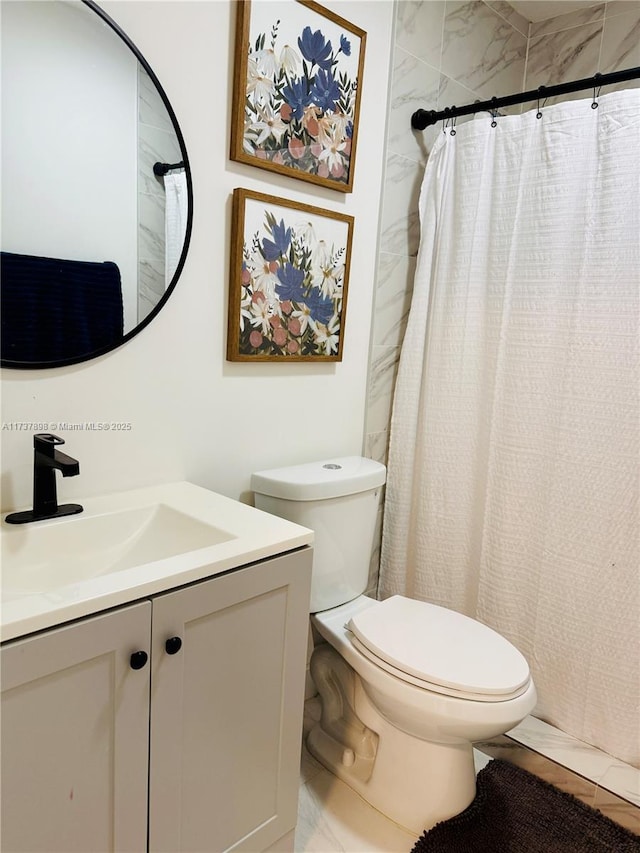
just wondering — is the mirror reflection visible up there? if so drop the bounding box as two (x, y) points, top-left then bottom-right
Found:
(1, 0), (191, 368)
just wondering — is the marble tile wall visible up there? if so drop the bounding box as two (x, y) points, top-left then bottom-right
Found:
(363, 0), (640, 594)
(137, 67), (182, 323)
(526, 1), (640, 102)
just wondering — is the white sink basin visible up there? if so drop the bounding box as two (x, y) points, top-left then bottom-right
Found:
(1, 481), (313, 642)
(2, 504), (234, 596)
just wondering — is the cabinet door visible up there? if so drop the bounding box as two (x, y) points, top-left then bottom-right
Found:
(1, 602), (151, 853)
(149, 548), (312, 853)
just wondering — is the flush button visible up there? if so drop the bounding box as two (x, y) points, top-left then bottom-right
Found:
(323, 463), (342, 470)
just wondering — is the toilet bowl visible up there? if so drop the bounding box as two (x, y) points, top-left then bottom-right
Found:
(309, 595), (536, 832)
(251, 457), (537, 834)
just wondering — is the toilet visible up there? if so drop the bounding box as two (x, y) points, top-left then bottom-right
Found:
(251, 456), (537, 834)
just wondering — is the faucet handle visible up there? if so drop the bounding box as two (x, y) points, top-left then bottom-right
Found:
(34, 433), (65, 455)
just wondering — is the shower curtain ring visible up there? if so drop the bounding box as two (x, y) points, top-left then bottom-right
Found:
(591, 72), (602, 109)
(490, 97), (498, 127)
(536, 86), (547, 119)
(450, 115), (457, 136)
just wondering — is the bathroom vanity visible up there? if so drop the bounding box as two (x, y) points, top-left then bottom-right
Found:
(1, 482), (313, 853)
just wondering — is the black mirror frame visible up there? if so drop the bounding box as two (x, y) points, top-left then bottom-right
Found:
(1, 0), (194, 370)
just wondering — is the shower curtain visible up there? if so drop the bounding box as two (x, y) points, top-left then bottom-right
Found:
(379, 89), (640, 767)
(164, 170), (188, 289)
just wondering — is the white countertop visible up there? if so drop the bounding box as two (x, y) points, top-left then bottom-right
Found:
(1, 481), (313, 643)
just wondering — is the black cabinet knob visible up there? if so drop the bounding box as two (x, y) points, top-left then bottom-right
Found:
(165, 636), (183, 655)
(130, 650), (148, 670)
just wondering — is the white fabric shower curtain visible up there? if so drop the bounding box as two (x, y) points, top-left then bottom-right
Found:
(164, 170), (188, 289)
(380, 90), (640, 766)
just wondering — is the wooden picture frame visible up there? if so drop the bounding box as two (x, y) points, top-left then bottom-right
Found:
(230, 0), (366, 193)
(227, 188), (353, 361)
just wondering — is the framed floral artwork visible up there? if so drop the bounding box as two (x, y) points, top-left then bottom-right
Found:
(227, 188), (353, 361)
(230, 0), (366, 193)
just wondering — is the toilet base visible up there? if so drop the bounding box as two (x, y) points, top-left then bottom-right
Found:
(308, 644), (477, 835)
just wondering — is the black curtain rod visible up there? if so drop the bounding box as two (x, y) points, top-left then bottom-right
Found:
(153, 161), (185, 176)
(411, 66), (640, 130)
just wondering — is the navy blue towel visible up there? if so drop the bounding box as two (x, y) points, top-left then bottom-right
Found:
(1, 251), (124, 364)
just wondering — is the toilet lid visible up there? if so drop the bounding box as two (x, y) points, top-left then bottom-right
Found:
(347, 596), (530, 698)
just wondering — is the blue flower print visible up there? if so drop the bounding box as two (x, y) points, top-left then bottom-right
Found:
(305, 288), (334, 325)
(311, 69), (340, 112)
(276, 263), (305, 302)
(262, 219), (292, 261)
(282, 77), (312, 120)
(298, 27), (333, 71)
(339, 35), (351, 57)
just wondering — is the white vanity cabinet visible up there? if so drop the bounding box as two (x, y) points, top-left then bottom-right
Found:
(1, 548), (312, 853)
(148, 549), (311, 853)
(1, 601), (152, 852)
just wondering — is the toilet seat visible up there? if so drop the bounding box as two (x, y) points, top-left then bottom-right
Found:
(347, 596), (531, 702)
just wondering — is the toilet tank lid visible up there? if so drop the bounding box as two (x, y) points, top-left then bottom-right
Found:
(251, 456), (386, 501)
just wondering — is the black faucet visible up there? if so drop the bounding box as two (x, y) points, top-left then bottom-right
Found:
(5, 434), (84, 524)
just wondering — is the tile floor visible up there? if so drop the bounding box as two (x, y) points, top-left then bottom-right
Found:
(295, 699), (640, 852)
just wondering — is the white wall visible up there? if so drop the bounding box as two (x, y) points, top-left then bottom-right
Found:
(1, 0), (139, 330)
(0, 0), (394, 512)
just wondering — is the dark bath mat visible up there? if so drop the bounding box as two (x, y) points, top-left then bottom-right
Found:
(411, 759), (640, 853)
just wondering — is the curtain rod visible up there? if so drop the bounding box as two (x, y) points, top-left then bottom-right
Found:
(153, 161), (185, 176)
(411, 66), (640, 130)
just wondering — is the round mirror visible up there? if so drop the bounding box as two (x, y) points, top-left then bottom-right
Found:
(1, 0), (193, 368)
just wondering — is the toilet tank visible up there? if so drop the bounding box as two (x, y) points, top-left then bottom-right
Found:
(251, 457), (386, 613)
